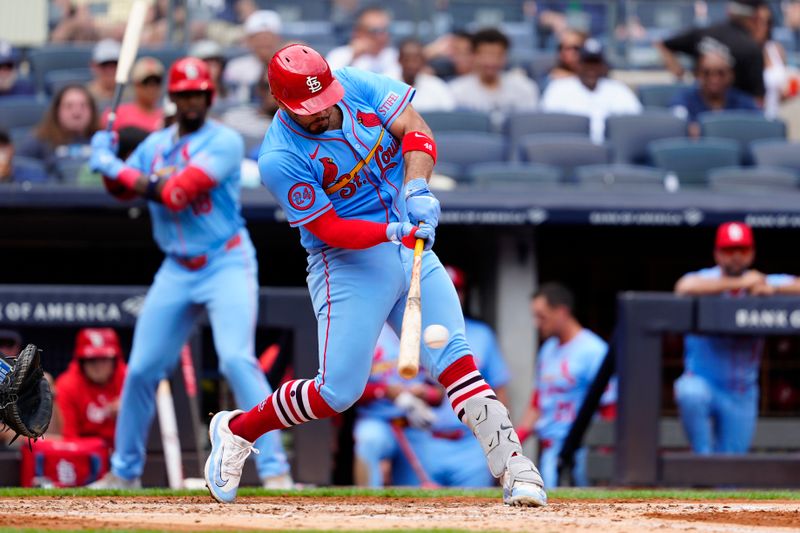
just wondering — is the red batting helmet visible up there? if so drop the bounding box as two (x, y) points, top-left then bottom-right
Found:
(168, 57), (215, 94)
(74, 328), (121, 360)
(444, 265), (467, 292)
(268, 44), (344, 115)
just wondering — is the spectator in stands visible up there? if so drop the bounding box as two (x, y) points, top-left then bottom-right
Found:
(449, 28), (539, 124)
(326, 6), (400, 78)
(674, 222), (800, 455)
(398, 39), (455, 112)
(17, 84), (99, 181)
(189, 40), (233, 107)
(658, 0), (767, 101)
(548, 28), (588, 81)
(55, 328), (127, 449)
(223, 10), (283, 103)
(427, 30), (474, 81)
(0, 129), (49, 184)
(221, 68), (278, 158)
(670, 45), (758, 138)
(87, 39), (122, 110)
(755, 4), (791, 119)
(50, 1), (100, 43)
(101, 57), (164, 132)
(541, 39), (641, 144)
(535, 1), (612, 44)
(516, 282), (615, 489)
(0, 40), (34, 98)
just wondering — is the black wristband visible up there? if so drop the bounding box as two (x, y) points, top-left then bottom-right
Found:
(144, 174), (161, 201)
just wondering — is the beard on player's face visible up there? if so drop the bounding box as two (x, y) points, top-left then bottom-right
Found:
(279, 100), (334, 134)
(172, 91), (210, 133)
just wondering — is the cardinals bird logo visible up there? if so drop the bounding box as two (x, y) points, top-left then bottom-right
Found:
(357, 110), (381, 128)
(320, 157), (341, 188)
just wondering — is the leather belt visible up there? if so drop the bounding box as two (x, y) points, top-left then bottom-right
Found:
(173, 234), (242, 271)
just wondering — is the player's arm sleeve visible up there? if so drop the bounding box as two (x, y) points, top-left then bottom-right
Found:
(259, 149), (333, 227)
(336, 67), (416, 129)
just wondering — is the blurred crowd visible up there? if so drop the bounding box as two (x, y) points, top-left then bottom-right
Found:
(2, 1), (800, 186)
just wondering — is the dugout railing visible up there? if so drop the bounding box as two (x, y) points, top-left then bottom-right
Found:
(0, 285), (329, 487)
(563, 292), (800, 488)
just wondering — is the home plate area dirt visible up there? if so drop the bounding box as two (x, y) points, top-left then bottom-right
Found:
(2, 496), (799, 532)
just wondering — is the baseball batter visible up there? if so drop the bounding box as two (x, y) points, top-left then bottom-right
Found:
(86, 57), (290, 488)
(204, 44), (546, 507)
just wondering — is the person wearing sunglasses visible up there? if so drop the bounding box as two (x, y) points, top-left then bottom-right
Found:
(101, 57), (165, 133)
(548, 28), (588, 82)
(326, 6), (400, 79)
(0, 40), (34, 99)
(670, 41), (758, 138)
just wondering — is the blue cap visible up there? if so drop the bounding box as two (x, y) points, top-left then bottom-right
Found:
(579, 38), (605, 63)
(0, 40), (17, 64)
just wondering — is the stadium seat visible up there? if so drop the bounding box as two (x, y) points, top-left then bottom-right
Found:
(648, 137), (740, 186)
(466, 162), (563, 186)
(699, 111), (786, 163)
(0, 97), (49, 131)
(606, 112), (687, 165)
(421, 111), (492, 134)
(519, 134), (610, 180)
(506, 112), (590, 160)
(435, 132), (507, 181)
(12, 156), (49, 181)
(138, 46), (187, 71)
(751, 139), (800, 170)
(707, 166), (799, 192)
(574, 164), (667, 189)
(44, 68), (93, 96)
(637, 83), (693, 109)
(29, 45), (93, 95)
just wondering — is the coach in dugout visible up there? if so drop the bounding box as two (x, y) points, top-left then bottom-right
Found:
(674, 221), (800, 454)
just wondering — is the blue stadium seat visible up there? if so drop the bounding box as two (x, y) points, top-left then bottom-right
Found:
(574, 164), (667, 189)
(606, 112), (687, 165)
(435, 132), (507, 181)
(422, 111), (492, 134)
(44, 68), (93, 96)
(29, 45), (93, 95)
(699, 111), (786, 163)
(638, 83), (693, 109)
(506, 112), (590, 160)
(12, 156), (49, 182)
(648, 137), (740, 186)
(519, 134), (610, 180)
(751, 139), (800, 170)
(707, 166), (799, 192)
(466, 162), (563, 186)
(0, 97), (49, 131)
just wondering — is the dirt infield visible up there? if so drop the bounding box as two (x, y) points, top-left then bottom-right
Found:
(2, 496), (799, 532)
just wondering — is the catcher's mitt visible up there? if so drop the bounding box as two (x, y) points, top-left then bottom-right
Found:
(0, 344), (52, 443)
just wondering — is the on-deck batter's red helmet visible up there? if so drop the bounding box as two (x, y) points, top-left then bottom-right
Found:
(268, 44), (344, 115)
(444, 265), (467, 292)
(74, 328), (121, 360)
(168, 57), (215, 95)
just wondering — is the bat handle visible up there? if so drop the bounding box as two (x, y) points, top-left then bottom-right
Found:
(105, 83), (126, 132)
(413, 237), (424, 256)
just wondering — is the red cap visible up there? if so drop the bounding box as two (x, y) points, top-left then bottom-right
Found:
(268, 44), (344, 116)
(444, 265), (467, 292)
(715, 221), (754, 249)
(168, 57), (215, 95)
(74, 328), (121, 360)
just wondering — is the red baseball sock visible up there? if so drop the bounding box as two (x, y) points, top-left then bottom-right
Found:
(229, 379), (336, 442)
(438, 355), (498, 424)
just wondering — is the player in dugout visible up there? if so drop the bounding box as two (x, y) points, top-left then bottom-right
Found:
(202, 43), (547, 507)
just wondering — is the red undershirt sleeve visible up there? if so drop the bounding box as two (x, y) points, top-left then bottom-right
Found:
(160, 165), (217, 211)
(304, 209), (390, 249)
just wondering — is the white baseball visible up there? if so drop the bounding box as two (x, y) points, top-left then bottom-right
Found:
(423, 324), (450, 349)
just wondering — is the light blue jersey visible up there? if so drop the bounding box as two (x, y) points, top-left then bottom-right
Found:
(259, 67), (415, 251)
(127, 120), (245, 257)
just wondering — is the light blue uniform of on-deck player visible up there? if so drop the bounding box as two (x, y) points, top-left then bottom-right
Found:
(259, 67), (470, 413)
(109, 120), (289, 481)
(675, 266), (794, 454)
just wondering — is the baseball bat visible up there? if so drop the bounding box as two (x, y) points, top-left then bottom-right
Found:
(106, 0), (148, 132)
(390, 420), (439, 488)
(156, 379), (184, 490)
(180, 344), (207, 478)
(397, 238), (425, 379)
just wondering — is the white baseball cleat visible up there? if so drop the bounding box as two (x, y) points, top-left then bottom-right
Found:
(87, 471), (141, 489)
(205, 410), (258, 504)
(262, 472), (295, 489)
(502, 454), (548, 507)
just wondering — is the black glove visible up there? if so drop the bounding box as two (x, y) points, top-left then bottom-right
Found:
(0, 344), (53, 443)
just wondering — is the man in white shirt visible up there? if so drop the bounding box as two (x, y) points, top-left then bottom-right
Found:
(326, 7), (400, 79)
(449, 28), (539, 124)
(223, 10), (283, 103)
(398, 39), (455, 112)
(541, 39), (641, 144)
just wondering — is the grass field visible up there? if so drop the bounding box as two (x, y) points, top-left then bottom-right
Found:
(2, 486), (799, 532)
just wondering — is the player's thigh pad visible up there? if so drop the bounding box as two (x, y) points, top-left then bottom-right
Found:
(307, 244), (407, 412)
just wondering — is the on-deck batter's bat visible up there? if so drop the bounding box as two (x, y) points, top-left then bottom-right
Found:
(398, 238), (425, 379)
(106, 0), (148, 132)
(156, 379), (184, 490)
(390, 420), (439, 488)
